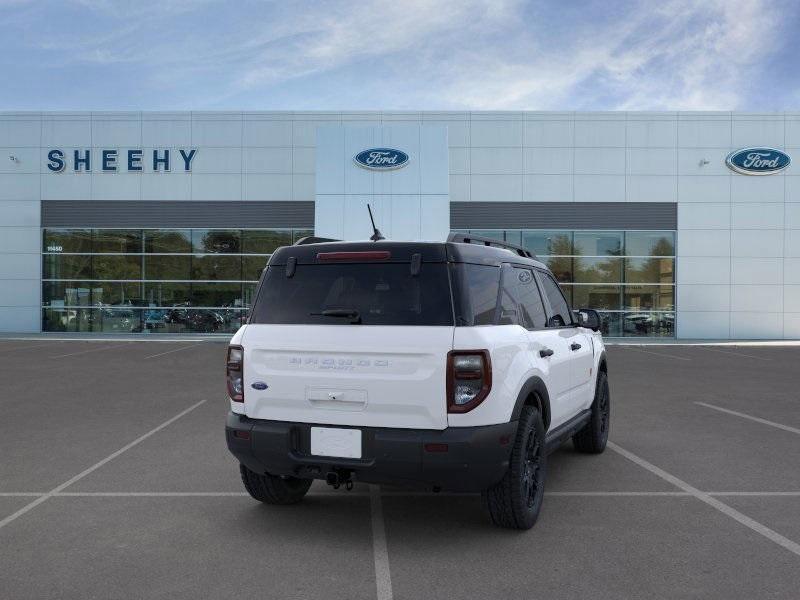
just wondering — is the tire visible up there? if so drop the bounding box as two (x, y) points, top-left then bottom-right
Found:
(482, 406), (547, 530)
(573, 371), (610, 454)
(239, 464), (312, 505)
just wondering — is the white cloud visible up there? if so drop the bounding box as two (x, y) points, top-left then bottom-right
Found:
(2, 0), (793, 109)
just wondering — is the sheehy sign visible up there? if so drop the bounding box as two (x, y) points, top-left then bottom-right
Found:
(46, 149), (197, 172)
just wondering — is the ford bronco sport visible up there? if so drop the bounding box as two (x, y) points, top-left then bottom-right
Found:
(225, 233), (609, 529)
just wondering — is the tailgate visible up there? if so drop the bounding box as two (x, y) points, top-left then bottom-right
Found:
(242, 324), (454, 430)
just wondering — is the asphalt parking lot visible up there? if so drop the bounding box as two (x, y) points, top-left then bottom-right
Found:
(1, 338), (799, 599)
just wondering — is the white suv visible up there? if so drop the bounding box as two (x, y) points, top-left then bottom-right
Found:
(225, 234), (610, 529)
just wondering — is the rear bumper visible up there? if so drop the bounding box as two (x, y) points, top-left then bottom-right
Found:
(226, 412), (518, 492)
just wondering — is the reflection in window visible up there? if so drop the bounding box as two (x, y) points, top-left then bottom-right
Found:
(191, 255), (243, 281)
(570, 285), (622, 310)
(42, 227), (311, 334)
(573, 257), (622, 284)
(521, 231), (572, 256)
(573, 231), (623, 256)
(93, 230), (142, 253)
(192, 230), (241, 254)
(145, 230), (192, 253)
(242, 230), (292, 254)
(625, 231), (675, 256)
(459, 228), (676, 337)
(624, 258), (674, 284)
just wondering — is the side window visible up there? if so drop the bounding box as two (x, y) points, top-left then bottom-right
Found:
(513, 268), (547, 329)
(499, 266), (547, 329)
(538, 271), (573, 327)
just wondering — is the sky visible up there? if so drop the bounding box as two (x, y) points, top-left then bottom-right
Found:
(1, 0), (799, 111)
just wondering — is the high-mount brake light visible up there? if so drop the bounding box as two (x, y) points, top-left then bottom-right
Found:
(316, 251), (391, 261)
(226, 345), (244, 402)
(446, 350), (492, 413)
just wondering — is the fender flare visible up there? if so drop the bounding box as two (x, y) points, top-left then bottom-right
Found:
(510, 376), (552, 431)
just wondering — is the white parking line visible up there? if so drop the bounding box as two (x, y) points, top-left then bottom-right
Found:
(2, 490), (800, 498)
(620, 346), (691, 361)
(696, 347), (772, 361)
(0, 342), (64, 355)
(370, 485), (393, 600)
(608, 441), (800, 558)
(50, 342), (134, 358)
(0, 400), (206, 532)
(143, 344), (203, 360)
(696, 402), (800, 436)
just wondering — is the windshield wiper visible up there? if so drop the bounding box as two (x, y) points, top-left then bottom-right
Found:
(310, 308), (362, 324)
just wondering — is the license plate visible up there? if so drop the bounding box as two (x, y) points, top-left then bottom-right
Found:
(310, 427), (362, 459)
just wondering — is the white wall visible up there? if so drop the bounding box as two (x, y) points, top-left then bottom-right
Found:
(1, 110), (799, 338)
(0, 114), (41, 332)
(314, 124), (449, 242)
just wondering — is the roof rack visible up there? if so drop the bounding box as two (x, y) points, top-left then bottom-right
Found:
(293, 236), (341, 246)
(447, 233), (537, 260)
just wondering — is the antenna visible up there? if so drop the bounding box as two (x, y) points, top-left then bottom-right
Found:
(367, 204), (385, 241)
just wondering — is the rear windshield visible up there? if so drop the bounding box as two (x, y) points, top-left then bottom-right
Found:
(249, 263), (454, 326)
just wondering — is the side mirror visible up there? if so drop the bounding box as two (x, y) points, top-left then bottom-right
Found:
(574, 308), (601, 332)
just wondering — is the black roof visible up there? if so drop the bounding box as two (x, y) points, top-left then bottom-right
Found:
(268, 239), (548, 270)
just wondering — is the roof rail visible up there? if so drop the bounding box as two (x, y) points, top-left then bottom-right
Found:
(293, 236), (341, 246)
(447, 233), (537, 259)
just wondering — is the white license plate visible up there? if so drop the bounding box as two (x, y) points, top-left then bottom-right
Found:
(310, 427), (362, 459)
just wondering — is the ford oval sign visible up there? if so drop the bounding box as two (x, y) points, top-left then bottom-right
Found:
(354, 148), (409, 170)
(726, 147), (791, 175)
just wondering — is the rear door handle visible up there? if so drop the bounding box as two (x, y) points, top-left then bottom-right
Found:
(570, 342), (582, 351)
(539, 348), (554, 357)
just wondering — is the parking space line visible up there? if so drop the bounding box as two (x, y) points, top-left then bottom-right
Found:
(696, 347), (772, 361)
(4, 490), (800, 499)
(143, 344), (204, 360)
(50, 342), (135, 358)
(370, 485), (393, 600)
(0, 400), (206, 532)
(707, 492), (800, 496)
(608, 441), (800, 558)
(620, 346), (691, 361)
(0, 342), (65, 355)
(696, 402), (800, 436)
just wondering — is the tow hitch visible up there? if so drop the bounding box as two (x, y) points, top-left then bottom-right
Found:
(325, 470), (354, 490)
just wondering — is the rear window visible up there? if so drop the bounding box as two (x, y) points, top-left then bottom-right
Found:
(249, 263), (454, 326)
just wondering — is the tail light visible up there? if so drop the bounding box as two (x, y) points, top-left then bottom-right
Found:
(446, 350), (491, 413)
(226, 345), (244, 402)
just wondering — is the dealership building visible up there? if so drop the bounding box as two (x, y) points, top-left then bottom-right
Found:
(0, 110), (798, 339)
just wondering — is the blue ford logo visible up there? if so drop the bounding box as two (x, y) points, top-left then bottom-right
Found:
(726, 147), (790, 175)
(251, 381), (268, 390)
(354, 148), (409, 170)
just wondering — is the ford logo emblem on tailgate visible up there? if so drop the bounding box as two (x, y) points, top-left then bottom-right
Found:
(726, 147), (790, 175)
(354, 148), (409, 170)
(251, 381), (268, 390)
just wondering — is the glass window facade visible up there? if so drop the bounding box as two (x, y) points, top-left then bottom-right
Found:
(41, 228), (310, 334)
(453, 229), (676, 337)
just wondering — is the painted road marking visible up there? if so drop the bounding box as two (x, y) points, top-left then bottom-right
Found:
(696, 402), (800, 436)
(696, 347), (771, 361)
(620, 346), (692, 361)
(50, 342), (134, 358)
(0, 400), (206, 531)
(370, 485), (393, 600)
(143, 344), (204, 359)
(608, 441), (800, 558)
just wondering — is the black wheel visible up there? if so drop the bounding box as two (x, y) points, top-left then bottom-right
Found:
(573, 371), (610, 454)
(239, 464), (312, 505)
(482, 406), (547, 530)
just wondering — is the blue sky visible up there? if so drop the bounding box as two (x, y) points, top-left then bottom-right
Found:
(2, 0), (798, 111)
